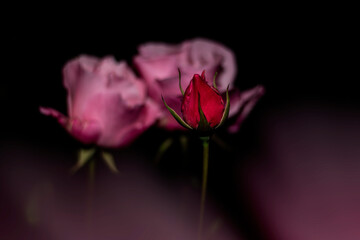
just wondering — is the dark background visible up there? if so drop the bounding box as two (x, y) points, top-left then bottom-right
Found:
(3, 7), (357, 142)
(1, 6), (357, 240)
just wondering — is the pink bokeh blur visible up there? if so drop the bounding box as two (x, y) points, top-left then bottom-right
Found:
(239, 104), (360, 240)
(0, 145), (241, 240)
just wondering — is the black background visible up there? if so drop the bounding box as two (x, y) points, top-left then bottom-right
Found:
(3, 7), (357, 142)
(1, 6), (357, 240)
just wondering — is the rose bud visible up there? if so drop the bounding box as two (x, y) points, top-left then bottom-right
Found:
(162, 70), (230, 136)
(133, 38), (236, 130)
(40, 55), (160, 148)
(133, 38), (264, 132)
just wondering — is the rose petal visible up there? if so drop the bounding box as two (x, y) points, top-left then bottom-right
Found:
(184, 38), (237, 92)
(104, 98), (159, 147)
(181, 74), (225, 128)
(83, 93), (160, 148)
(39, 107), (101, 144)
(227, 85), (265, 133)
(66, 118), (102, 144)
(62, 55), (104, 118)
(133, 38), (236, 102)
(39, 107), (68, 126)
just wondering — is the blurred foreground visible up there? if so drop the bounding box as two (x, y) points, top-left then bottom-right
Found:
(1, 102), (360, 240)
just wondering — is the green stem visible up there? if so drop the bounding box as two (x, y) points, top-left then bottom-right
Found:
(198, 137), (210, 240)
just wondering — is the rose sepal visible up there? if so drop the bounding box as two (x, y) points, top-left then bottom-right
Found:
(212, 72), (218, 90)
(99, 150), (118, 173)
(162, 96), (193, 130)
(196, 94), (213, 136)
(70, 148), (96, 173)
(215, 85), (230, 129)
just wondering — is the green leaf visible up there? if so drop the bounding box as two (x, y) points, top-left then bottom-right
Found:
(101, 151), (119, 173)
(178, 68), (184, 96)
(71, 148), (96, 173)
(215, 85), (230, 129)
(162, 96), (193, 130)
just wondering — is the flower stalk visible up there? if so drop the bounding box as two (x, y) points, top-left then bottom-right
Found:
(162, 70), (230, 240)
(198, 136), (210, 240)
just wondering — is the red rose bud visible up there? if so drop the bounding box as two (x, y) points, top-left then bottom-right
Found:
(181, 71), (224, 128)
(162, 70), (230, 134)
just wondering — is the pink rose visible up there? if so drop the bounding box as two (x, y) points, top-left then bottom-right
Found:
(133, 38), (264, 132)
(40, 55), (160, 148)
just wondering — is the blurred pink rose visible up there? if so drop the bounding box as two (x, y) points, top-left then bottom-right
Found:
(227, 86), (265, 133)
(40, 55), (160, 148)
(133, 38), (264, 131)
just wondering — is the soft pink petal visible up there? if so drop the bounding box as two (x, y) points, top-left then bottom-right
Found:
(63, 56), (146, 119)
(133, 45), (182, 102)
(66, 118), (102, 144)
(134, 49), (181, 82)
(103, 62), (147, 107)
(113, 98), (162, 147)
(183, 38), (237, 92)
(142, 98), (162, 128)
(134, 42), (183, 84)
(39, 106), (101, 144)
(44, 55), (157, 148)
(39, 107), (68, 126)
(83, 92), (158, 148)
(227, 85), (265, 133)
(81, 93), (137, 147)
(62, 55), (104, 117)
